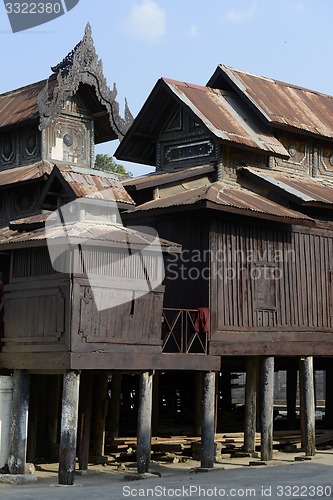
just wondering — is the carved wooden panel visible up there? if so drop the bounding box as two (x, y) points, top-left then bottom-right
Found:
(46, 117), (91, 167)
(318, 144), (333, 176)
(20, 126), (41, 164)
(158, 107), (215, 169)
(159, 136), (217, 169)
(0, 186), (42, 229)
(0, 131), (16, 168)
(272, 134), (309, 172)
(0, 126), (42, 169)
(62, 94), (89, 116)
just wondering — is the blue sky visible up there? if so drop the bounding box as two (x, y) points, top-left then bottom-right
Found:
(0, 0), (332, 176)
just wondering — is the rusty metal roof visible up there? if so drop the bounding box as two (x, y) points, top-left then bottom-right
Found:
(0, 77), (119, 142)
(123, 164), (215, 190)
(115, 77), (289, 166)
(0, 79), (52, 129)
(0, 218), (181, 252)
(129, 181), (314, 225)
(210, 65), (333, 140)
(240, 167), (333, 207)
(0, 161), (53, 188)
(164, 78), (289, 157)
(52, 165), (135, 205)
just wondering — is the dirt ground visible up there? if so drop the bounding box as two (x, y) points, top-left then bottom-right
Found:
(29, 447), (333, 485)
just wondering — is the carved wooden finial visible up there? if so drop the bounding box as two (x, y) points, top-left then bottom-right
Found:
(37, 23), (133, 140)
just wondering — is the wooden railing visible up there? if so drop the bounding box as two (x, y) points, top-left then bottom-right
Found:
(162, 308), (208, 354)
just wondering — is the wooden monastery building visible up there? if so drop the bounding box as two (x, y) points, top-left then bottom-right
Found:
(0, 23), (333, 484)
(117, 65), (333, 461)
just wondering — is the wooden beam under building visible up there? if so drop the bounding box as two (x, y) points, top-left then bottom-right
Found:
(58, 370), (80, 485)
(137, 371), (153, 473)
(299, 357), (316, 457)
(244, 357), (258, 454)
(260, 356), (274, 462)
(8, 370), (30, 475)
(201, 371), (216, 469)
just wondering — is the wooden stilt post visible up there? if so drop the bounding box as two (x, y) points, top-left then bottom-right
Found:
(244, 357), (258, 454)
(92, 373), (108, 460)
(8, 370), (30, 474)
(137, 371), (153, 474)
(58, 370), (80, 485)
(27, 375), (37, 464)
(286, 365), (297, 430)
(78, 373), (93, 471)
(299, 357), (316, 457)
(260, 356), (274, 462)
(110, 373), (122, 439)
(201, 371), (216, 469)
(325, 365), (333, 427)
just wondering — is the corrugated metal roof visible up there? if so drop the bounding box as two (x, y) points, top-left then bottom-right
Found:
(163, 79), (289, 158)
(241, 167), (333, 207)
(123, 164), (215, 190)
(0, 161), (53, 188)
(0, 79), (53, 129)
(115, 77), (289, 166)
(0, 77), (118, 142)
(214, 65), (333, 140)
(54, 165), (135, 205)
(0, 219), (181, 251)
(130, 181), (314, 225)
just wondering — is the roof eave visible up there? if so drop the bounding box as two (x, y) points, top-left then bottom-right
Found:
(204, 200), (315, 227)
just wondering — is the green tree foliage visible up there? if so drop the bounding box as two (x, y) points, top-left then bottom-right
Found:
(94, 154), (132, 177)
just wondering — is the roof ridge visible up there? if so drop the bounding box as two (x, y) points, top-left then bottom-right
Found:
(0, 78), (50, 98)
(163, 77), (210, 92)
(223, 64), (333, 100)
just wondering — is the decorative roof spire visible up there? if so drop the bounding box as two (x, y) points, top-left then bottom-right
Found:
(37, 23), (133, 140)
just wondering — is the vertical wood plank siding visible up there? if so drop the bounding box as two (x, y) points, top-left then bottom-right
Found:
(211, 217), (333, 332)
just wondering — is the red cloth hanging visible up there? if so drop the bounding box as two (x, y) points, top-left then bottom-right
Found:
(192, 307), (210, 333)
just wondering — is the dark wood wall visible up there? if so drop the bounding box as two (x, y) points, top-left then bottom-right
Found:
(70, 277), (164, 353)
(2, 246), (165, 359)
(210, 214), (333, 355)
(4, 277), (70, 352)
(152, 212), (209, 310)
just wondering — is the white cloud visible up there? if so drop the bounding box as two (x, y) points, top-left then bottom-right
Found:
(121, 0), (167, 43)
(184, 24), (199, 38)
(224, 2), (257, 24)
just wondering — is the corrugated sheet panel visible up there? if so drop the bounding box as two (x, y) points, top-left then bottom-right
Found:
(218, 65), (333, 139)
(163, 78), (289, 158)
(131, 181), (313, 224)
(0, 219), (181, 251)
(123, 165), (215, 190)
(56, 165), (135, 205)
(0, 79), (53, 129)
(242, 167), (333, 206)
(0, 161), (53, 187)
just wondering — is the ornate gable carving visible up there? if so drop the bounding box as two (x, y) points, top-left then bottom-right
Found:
(37, 23), (133, 140)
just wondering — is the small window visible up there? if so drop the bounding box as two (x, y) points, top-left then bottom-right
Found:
(252, 262), (277, 310)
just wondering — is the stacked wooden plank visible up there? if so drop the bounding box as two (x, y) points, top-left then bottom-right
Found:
(105, 430), (333, 463)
